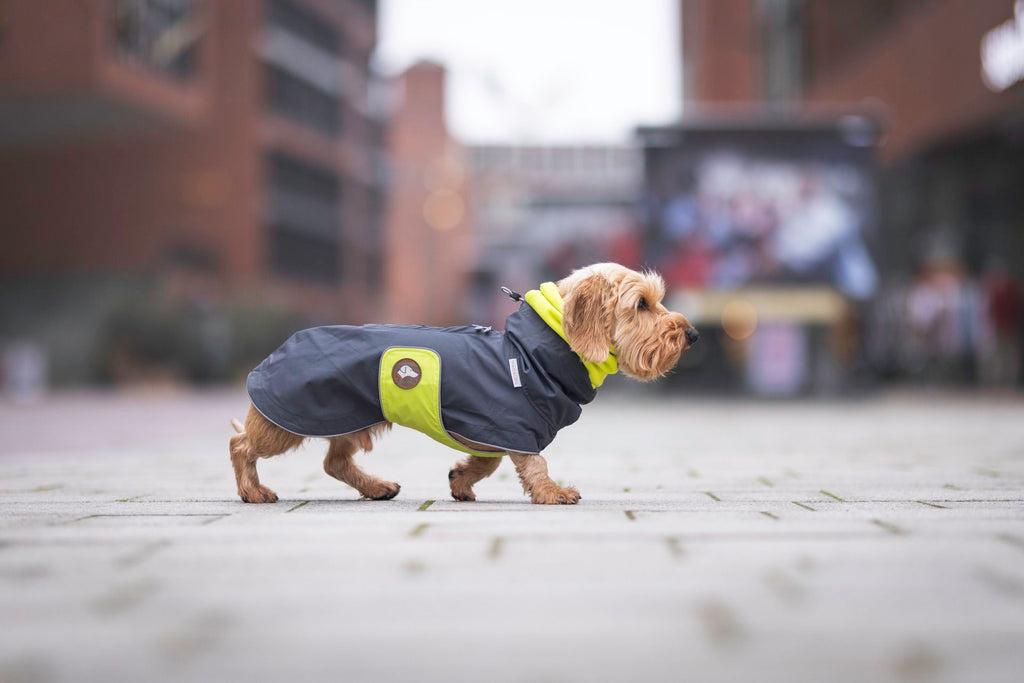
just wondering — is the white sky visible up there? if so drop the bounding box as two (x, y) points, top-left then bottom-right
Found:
(374, 0), (680, 145)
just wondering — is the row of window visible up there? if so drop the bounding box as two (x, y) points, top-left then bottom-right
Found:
(266, 153), (381, 287)
(113, 1), (360, 140)
(471, 146), (642, 174)
(113, 0), (198, 78)
(265, 65), (342, 137)
(264, 0), (340, 55)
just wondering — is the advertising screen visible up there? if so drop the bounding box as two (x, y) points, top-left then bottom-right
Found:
(640, 120), (880, 300)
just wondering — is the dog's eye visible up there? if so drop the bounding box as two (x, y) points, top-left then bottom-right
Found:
(637, 297), (648, 312)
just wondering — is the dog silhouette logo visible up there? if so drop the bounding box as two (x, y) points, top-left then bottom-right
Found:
(391, 358), (422, 389)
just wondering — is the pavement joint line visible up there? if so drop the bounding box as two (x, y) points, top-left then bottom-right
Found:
(760, 511), (780, 520)
(116, 540), (172, 569)
(808, 498), (1024, 504)
(92, 578), (160, 617)
(792, 501), (816, 511)
(820, 490), (845, 502)
(418, 500), (435, 511)
(409, 523), (429, 537)
(996, 533), (1024, 551)
(974, 467), (1001, 478)
(199, 514), (229, 525)
(943, 483), (964, 490)
(915, 500), (948, 509)
(757, 477), (774, 487)
(973, 566), (1024, 599)
(159, 610), (234, 663)
(697, 600), (744, 646)
(703, 491), (721, 502)
(1, 484), (65, 494)
(56, 513), (229, 526)
(286, 501), (310, 513)
(115, 495), (148, 503)
(487, 537), (503, 559)
(624, 510), (637, 521)
(763, 568), (805, 605)
(870, 519), (908, 536)
(402, 559), (427, 575)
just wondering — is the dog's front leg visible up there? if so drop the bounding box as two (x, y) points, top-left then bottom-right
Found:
(509, 453), (580, 505)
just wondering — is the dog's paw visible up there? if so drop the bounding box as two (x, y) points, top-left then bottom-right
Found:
(450, 486), (476, 502)
(239, 485), (279, 504)
(531, 485), (581, 505)
(364, 481), (401, 501)
(448, 468), (477, 501)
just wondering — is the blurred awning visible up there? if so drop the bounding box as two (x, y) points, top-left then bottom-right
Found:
(669, 287), (848, 326)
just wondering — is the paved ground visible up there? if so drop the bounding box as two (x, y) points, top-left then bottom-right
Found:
(1, 388), (1023, 683)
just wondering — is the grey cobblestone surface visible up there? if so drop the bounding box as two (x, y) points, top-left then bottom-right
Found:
(1, 389), (1023, 682)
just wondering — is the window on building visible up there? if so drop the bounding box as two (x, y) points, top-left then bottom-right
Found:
(113, 0), (200, 78)
(262, 0), (343, 136)
(265, 0), (339, 54)
(265, 65), (341, 136)
(267, 152), (341, 283)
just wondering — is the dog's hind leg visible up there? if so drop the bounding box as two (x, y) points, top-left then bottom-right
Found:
(448, 455), (503, 501)
(323, 423), (400, 500)
(230, 406), (303, 503)
(509, 453), (581, 505)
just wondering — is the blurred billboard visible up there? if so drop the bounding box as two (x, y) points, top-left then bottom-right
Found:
(639, 117), (879, 300)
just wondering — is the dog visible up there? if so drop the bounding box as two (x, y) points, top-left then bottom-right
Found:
(229, 263), (698, 505)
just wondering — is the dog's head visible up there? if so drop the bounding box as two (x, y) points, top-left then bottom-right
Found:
(558, 263), (698, 382)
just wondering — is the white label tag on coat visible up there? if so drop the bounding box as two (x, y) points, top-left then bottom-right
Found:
(508, 358), (522, 388)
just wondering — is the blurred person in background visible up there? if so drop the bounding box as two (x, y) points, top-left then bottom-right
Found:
(905, 253), (981, 384)
(979, 259), (1022, 387)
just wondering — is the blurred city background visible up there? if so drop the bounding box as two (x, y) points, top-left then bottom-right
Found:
(1, 0), (1022, 398)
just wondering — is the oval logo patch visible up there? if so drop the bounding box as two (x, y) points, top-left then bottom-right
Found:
(391, 358), (422, 389)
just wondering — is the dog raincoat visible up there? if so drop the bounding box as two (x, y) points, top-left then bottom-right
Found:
(246, 283), (618, 456)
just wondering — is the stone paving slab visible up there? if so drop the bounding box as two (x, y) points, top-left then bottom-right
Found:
(1, 389), (1023, 683)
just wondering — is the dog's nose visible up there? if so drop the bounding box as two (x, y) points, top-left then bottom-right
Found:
(685, 327), (699, 346)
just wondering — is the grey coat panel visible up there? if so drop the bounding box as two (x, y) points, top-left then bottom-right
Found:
(246, 304), (597, 454)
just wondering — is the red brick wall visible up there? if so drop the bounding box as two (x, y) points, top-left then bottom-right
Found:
(803, 0), (1024, 160)
(384, 62), (473, 324)
(682, 0), (760, 104)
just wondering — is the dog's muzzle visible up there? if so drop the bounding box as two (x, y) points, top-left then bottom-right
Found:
(685, 327), (700, 346)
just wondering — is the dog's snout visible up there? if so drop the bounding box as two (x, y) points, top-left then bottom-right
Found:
(684, 327), (699, 346)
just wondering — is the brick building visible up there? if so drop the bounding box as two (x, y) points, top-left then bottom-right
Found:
(675, 0), (1024, 388)
(681, 0), (1024, 277)
(0, 0), (386, 382)
(382, 61), (473, 326)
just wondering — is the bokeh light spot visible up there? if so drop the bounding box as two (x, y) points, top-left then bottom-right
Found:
(423, 189), (464, 231)
(722, 299), (758, 340)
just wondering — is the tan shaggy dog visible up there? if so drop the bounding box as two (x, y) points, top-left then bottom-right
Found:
(229, 263), (697, 505)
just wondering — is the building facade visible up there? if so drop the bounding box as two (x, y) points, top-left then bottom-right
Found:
(681, 0), (1024, 277)
(0, 0), (386, 383)
(382, 61), (473, 326)
(679, 0), (1024, 385)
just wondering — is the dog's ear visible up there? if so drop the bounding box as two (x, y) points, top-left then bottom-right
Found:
(562, 273), (613, 363)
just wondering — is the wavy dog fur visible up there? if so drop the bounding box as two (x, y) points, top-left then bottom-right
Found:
(560, 263), (692, 381)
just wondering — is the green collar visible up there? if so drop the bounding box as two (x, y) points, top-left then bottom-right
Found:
(524, 282), (618, 389)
